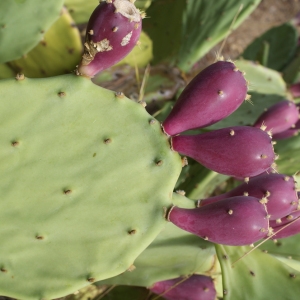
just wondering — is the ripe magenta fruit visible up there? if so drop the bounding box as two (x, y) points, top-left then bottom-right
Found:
(171, 126), (275, 178)
(253, 100), (299, 135)
(167, 196), (269, 246)
(200, 173), (298, 220)
(162, 60), (248, 136)
(150, 275), (216, 300)
(77, 0), (143, 77)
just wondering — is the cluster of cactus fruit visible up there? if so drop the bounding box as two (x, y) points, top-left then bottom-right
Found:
(3, 0), (300, 299)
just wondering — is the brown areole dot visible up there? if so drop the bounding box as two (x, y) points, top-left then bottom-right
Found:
(104, 138), (112, 144)
(11, 141), (19, 147)
(0, 268), (7, 273)
(36, 235), (44, 240)
(250, 270), (255, 276)
(128, 229), (136, 235)
(87, 277), (95, 283)
(64, 189), (72, 195)
(156, 160), (163, 166)
(58, 91), (66, 97)
(112, 26), (118, 32)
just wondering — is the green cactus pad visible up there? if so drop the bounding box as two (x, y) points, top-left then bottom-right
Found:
(216, 244), (300, 300)
(234, 59), (286, 96)
(283, 47), (300, 84)
(65, 0), (151, 24)
(97, 193), (218, 287)
(144, 0), (261, 72)
(241, 23), (298, 71)
(259, 233), (300, 261)
(8, 8), (82, 78)
(275, 136), (300, 174)
(0, 0), (64, 63)
(0, 74), (181, 299)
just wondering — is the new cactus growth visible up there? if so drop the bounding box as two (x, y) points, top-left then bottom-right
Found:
(162, 60), (248, 136)
(199, 173), (299, 220)
(77, 0), (143, 77)
(171, 126), (275, 178)
(167, 196), (269, 246)
(253, 100), (299, 135)
(150, 274), (217, 300)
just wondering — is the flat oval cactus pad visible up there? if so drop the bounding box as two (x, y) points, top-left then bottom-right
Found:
(0, 74), (182, 299)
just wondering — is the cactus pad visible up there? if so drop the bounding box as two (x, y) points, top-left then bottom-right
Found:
(0, 74), (181, 299)
(216, 244), (300, 299)
(0, 0), (64, 63)
(97, 193), (217, 287)
(8, 8), (82, 78)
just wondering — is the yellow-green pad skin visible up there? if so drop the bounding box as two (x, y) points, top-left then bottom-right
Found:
(9, 8), (82, 78)
(0, 0), (64, 63)
(234, 60), (287, 96)
(216, 245), (300, 300)
(0, 74), (181, 299)
(98, 193), (218, 287)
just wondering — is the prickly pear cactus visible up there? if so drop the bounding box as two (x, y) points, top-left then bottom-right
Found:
(0, 74), (182, 299)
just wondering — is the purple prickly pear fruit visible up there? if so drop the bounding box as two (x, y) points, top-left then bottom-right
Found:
(269, 209), (300, 227)
(272, 116), (300, 140)
(289, 82), (300, 98)
(150, 275), (216, 300)
(253, 100), (299, 134)
(167, 196), (269, 246)
(272, 128), (300, 140)
(271, 216), (300, 239)
(77, 0), (143, 77)
(162, 60), (248, 136)
(200, 173), (298, 220)
(171, 126), (275, 178)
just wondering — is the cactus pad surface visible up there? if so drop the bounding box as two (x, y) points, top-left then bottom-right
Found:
(98, 193), (217, 287)
(0, 0), (64, 63)
(216, 244), (300, 299)
(0, 74), (181, 299)
(9, 8), (82, 78)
